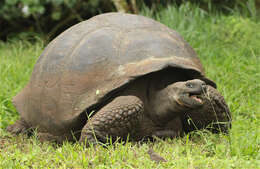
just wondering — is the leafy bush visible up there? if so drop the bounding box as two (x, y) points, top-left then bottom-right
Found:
(0, 0), (115, 41)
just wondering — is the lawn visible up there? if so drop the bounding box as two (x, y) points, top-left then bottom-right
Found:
(0, 3), (259, 168)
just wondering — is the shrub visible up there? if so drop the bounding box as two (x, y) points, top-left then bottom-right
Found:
(0, 0), (115, 41)
(0, 0), (259, 41)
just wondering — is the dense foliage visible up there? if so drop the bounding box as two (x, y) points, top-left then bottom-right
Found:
(0, 0), (259, 41)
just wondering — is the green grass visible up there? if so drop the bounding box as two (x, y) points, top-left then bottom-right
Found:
(1, 3), (260, 168)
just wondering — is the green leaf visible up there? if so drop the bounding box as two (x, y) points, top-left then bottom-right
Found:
(5, 0), (18, 5)
(51, 11), (61, 20)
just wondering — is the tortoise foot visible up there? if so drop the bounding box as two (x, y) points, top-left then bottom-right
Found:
(6, 118), (30, 135)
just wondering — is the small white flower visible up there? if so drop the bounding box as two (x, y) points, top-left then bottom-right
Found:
(22, 5), (29, 15)
(96, 90), (100, 95)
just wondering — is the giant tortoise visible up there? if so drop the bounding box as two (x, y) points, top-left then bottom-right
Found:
(7, 13), (231, 145)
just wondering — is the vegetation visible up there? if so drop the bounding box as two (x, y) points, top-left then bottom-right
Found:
(0, 2), (259, 168)
(1, 0), (259, 40)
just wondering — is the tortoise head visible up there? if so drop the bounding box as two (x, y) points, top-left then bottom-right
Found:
(149, 79), (209, 121)
(169, 79), (207, 109)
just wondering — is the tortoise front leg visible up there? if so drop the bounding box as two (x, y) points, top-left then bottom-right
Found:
(79, 96), (144, 146)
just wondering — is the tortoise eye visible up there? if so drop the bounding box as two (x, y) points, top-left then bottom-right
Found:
(186, 83), (193, 88)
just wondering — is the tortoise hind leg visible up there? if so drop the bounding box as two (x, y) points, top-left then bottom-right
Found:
(6, 118), (31, 135)
(7, 119), (66, 143)
(79, 96), (144, 146)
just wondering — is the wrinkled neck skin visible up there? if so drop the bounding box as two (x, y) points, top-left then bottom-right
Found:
(144, 69), (190, 124)
(147, 84), (187, 124)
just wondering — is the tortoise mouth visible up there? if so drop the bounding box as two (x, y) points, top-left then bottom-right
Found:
(189, 93), (203, 104)
(176, 93), (204, 108)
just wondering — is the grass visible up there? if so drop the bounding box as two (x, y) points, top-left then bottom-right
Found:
(1, 3), (260, 168)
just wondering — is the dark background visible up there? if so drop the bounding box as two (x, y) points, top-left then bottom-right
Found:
(0, 0), (259, 42)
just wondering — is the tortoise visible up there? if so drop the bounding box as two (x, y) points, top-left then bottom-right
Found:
(7, 13), (231, 145)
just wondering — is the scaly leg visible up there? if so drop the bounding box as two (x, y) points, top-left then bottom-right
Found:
(79, 96), (144, 146)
